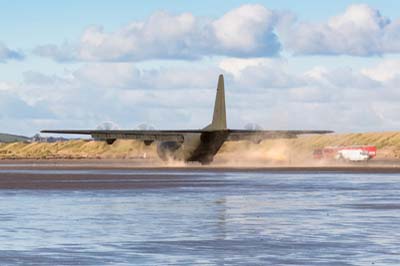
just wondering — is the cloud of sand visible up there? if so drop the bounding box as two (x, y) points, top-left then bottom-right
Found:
(214, 138), (337, 167)
(214, 140), (291, 167)
(163, 157), (187, 167)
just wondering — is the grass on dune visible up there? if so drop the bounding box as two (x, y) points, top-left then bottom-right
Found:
(1, 132), (400, 160)
(0, 140), (156, 159)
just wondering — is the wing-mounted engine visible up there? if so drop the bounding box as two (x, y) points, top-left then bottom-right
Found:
(144, 140), (154, 146)
(106, 139), (116, 145)
(244, 123), (263, 144)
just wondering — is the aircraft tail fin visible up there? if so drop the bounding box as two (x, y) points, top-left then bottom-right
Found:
(206, 74), (227, 130)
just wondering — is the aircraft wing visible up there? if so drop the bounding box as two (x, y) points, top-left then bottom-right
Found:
(226, 130), (333, 142)
(40, 129), (205, 143)
(41, 129), (333, 143)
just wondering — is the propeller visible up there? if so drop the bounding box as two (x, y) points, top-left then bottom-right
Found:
(137, 123), (156, 146)
(244, 123), (263, 130)
(137, 123), (155, 130)
(96, 121), (120, 130)
(244, 123), (263, 144)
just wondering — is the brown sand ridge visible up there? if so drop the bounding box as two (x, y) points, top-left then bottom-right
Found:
(0, 139), (153, 160)
(218, 131), (400, 164)
(1, 132), (400, 163)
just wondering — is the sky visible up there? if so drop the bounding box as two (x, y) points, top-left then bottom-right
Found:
(1, 0), (400, 136)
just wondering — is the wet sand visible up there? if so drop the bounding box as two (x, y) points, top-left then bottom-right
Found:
(1, 159), (400, 190)
(0, 172), (235, 190)
(1, 158), (400, 170)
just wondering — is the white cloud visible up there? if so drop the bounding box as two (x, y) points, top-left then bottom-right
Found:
(34, 5), (281, 62)
(220, 57), (303, 89)
(304, 66), (380, 90)
(74, 63), (140, 88)
(219, 57), (272, 77)
(360, 60), (400, 92)
(3, 57), (400, 135)
(281, 4), (400, 56)
(361, 60), (400, 82)
(74, 63), (219, 90)
(31, 4), (400, 60)
(212, 4), (280, 56)
(0, 81), (13, 91)
(6, 4), (400, 135)
(0, 88), (53, 136)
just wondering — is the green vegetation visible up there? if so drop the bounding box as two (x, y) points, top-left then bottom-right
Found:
(0, 140), (155, 159)
(0, 133), (29, 143)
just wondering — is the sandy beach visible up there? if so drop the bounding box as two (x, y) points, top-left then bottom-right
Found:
(1, 159), (400, 265)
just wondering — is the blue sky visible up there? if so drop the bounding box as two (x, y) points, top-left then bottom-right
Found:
(1, 1), (400, 135)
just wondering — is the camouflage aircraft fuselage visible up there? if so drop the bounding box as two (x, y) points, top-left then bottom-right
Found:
(157, 131), (229, 164)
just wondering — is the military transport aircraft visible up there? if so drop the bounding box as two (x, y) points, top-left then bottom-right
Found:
(42, 75), (332, 164)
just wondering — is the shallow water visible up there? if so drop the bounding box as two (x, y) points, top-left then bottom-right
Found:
(1, 169), (400, 265)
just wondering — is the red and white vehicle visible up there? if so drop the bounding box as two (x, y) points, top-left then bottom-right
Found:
(313, 145), (376, 162)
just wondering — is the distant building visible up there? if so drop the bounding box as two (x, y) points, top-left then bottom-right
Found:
(30, 134), (69, 143)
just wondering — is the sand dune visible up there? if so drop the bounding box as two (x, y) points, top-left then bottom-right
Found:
(1, 132), (400, 162)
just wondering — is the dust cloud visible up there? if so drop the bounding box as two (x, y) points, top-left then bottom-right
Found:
(213, 140), (333, 168)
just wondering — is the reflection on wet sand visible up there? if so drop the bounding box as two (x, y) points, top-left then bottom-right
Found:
(0, 165), (400, 265)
